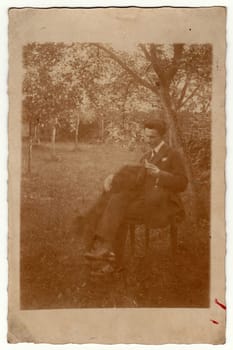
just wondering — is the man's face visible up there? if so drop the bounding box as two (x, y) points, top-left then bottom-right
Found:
(144, 128), (162, 148)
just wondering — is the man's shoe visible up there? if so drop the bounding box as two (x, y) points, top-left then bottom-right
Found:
(84, 247), (115, 261)
(90, 263), (115, 276)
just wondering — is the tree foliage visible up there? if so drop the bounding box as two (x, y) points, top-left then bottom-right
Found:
(22, 42), (211, 219)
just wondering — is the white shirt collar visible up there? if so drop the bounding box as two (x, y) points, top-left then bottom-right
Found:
(153, 140), (165, 154)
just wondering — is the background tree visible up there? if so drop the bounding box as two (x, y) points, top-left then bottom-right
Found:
(22, 42), (211, 221)
(90, 43), (212, 220)
(23, 43), (66, 168)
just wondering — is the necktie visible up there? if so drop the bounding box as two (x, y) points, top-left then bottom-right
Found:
(150, 150), (154, 160)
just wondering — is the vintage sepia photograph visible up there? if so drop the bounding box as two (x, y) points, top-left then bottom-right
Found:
(20, 41), (211, 309)
(8, 7), (226, 344)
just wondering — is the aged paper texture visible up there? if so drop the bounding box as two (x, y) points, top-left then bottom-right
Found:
(8, 7), (226, 344)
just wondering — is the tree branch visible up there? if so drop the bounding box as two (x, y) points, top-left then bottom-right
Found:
(176, 75), (190, 110)
(138, 44), (162, 87)
(142, 43), (184, 87)
(179, 83), (201, 109)
(92, 43), (158, 94)
(165, 44), (184, 84)
(139, 44), (163, 84)
(138, 43), (151, 61)
(149, 44), (165, 81)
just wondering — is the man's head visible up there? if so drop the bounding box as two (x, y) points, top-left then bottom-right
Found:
(143, 118), (166, 148)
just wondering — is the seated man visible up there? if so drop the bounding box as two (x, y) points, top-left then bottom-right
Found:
(84, 117), (188, 267)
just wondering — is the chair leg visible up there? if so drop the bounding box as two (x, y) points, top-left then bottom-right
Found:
(170, 221), (177, 256)
(145, 226), (150, 255)
(114, 223), (128, 265)
(129, 224), (135, 256)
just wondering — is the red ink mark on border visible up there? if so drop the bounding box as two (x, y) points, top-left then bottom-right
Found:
(210, 319), (219, 325)
(215, 298), (226, 310)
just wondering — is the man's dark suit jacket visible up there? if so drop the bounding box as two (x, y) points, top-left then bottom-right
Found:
(96, 143), (188, 226)
(79, 142), (188, 240)
(138, 142), (188, 226)
(141, 143), (187, 191)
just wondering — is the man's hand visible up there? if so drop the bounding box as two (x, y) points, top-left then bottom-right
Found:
(103, 174), (114, 192)
(144, 159), (160, 176)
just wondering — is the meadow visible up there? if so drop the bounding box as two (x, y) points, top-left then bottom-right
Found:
(20, 142), (209, 309)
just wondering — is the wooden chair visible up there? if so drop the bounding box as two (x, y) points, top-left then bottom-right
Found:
(113, 214), (180, 265)
(127, 216), (178, 257)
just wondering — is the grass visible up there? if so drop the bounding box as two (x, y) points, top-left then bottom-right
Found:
(20, 141), (210, 309)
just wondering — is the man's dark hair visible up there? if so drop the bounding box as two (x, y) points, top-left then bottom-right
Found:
(144, 118), (167, 137)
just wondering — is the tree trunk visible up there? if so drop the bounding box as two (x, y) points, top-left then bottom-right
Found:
(74, 113), (80, 149)
(51, 123), (57, 158)
(159, 87), (198, 222)
(34, 124), (40, 144)
(122, 112), (126, 130)
(27, 120), (33, 174)
(99, 117), (104, 142)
